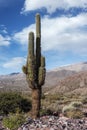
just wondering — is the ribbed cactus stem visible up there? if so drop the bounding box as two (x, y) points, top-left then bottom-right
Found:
(36, 14), (41, 38)
(38, 56), (46, 86)
(29, 32), (34, 57)
(26, 32), (36, 88)
(41, 56), (45, 67)
(36, 14), (41, 83)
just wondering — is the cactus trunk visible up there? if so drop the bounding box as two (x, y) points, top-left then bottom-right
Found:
(32, 87), (41, 118)
(22, 14), (46, 118)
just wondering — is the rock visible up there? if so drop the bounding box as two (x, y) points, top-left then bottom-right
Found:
(18, 127), (22, 130)
(17, 115), (87, 130)
(0, 116), (3, 121)
(50, 128), (54, 130)
(23, 126), (29, 130)
(49, 118), (53, 122)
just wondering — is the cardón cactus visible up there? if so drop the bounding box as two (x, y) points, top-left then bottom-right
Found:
(22, 14), (46, 118)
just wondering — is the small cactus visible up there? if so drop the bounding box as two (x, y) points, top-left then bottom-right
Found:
(22, 14), (46, 118)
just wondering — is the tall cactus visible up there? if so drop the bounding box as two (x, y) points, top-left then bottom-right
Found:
(22, 14), (46, 118)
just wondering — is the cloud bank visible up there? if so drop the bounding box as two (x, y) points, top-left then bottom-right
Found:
(0, 34), (11, 46)
(13, 13), (87, 55)
(3, 57), (26, 71)
(21, 0), (87, 14)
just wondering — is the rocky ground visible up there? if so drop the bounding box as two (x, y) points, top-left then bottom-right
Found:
(18, 115), (87, 130)
(0, 121), (5, 130)
(0, 115), (87, 130)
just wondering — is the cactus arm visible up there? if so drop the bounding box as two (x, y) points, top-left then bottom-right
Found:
(22, 65), (27, 74)
(28, 32), (34, 57)
(26, 32), (36, 89)
(41, 56), (45, 67)
(38, 67), (46, 86)
(36, 13), (41, 38)
(38, 56), (46, 86)
(36, 14), (41, 84)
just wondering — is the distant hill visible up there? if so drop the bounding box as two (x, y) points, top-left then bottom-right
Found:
(48, 71), (87, 95)
(0, 62), (87, 95)
(53, 62), (87, 72)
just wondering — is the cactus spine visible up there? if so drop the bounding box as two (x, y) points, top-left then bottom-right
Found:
(22, 14), (46, 118)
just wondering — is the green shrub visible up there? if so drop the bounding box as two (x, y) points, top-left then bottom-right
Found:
(62, 104), (75, 113)
(82, 96), (87, 104)
(62, 101), (82, 113)
(47, 94), (64, 101)
(62, 101), (84, 119)
(40, 108), (53, 116)
(0, 92), (31, 115)
(70, 101), (82, 108)
(41, 94), (45, 99)
(64, 109), (84, 119)
(3, 113), (25, 130)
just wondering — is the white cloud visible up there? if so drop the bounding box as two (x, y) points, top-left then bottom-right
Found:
(2, 29), (8, 34)
(3, 57), (26, 70)
(13, 24), (35, 45)
(0, 25), (10, 46)
(13, 13), (87, 55)
(0, 34), (11, 46)
(21, 0), (87, 14)
(0, 24), (8, 34)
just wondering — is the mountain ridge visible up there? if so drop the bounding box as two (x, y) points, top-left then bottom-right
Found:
(0, 62), (87, 95)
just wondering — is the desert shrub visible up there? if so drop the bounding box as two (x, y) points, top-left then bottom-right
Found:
(82, 96), (87, 104)
(41, 94), (46, 99)
(70, 101), (82, 108)
(62, 101), (82, 113)
(47, 101), (62, 113)
(65, 109), (84, 119)
(62, 101), (84, 119)
(0, 92), (31, 115)
(62, 104), (75, 113)
(40, 108), (53, 116)
(3, 113), (25, 130)
(47, 94), (64, 101)
(19, 98), (31, 112)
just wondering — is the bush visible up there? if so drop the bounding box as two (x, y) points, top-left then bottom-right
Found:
(62, 101), (82, 113)
(41, 94), (45, 99)
(62, 104), (75, 113)
(3, 113), (25, 130)
(65, 109), (84, 119)
(0, 92), (31, 115)
(70, 101), (82, 108)
(40, 108), (53, 116)
(62, 101), (84, 119)
(82, 96), (87, 104)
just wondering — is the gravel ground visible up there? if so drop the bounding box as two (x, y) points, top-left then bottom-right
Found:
(18, 115), (87, 130)
(1, 115), (87, 130)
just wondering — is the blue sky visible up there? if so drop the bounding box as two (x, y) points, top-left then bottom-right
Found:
(0, 0), (87, 74)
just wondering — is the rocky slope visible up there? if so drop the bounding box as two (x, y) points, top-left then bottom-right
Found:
(53, 62), (87, 72)
(0, 62), (87, 95)
(48, 71), (87, 95)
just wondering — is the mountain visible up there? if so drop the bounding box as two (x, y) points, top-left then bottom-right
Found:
(53, 62), (87, 72)
(0, 62), (87, 95)
(48, 71), (87, 95)
(0, 73), (29, 92)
